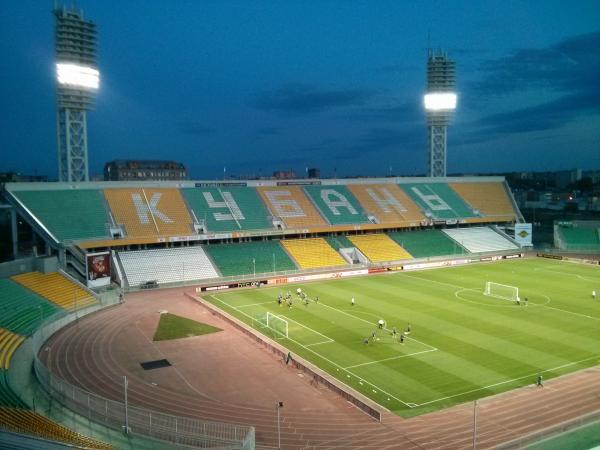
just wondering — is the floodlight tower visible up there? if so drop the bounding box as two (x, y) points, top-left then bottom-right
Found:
(424, 50), (456, 177)
(54, 5), (99, 182)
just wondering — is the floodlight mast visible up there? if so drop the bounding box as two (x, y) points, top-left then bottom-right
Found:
(424, 50), (456, 177)
(54, 5), (99, 182)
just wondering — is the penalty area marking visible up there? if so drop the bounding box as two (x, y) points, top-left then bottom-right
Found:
(209, 294), (415, 408)
(344, 349), (437, 369)
(237, 300), (279, 308)
(454, 288), (551, 308)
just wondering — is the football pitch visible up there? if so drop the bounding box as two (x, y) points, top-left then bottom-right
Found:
(204, 258), (600, 417)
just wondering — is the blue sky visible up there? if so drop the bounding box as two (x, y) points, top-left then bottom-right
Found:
(1, 0), (599, 179)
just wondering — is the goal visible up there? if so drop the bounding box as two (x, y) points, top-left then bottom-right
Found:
(265, 312), (289, 338)
(484, 282), (519, 302)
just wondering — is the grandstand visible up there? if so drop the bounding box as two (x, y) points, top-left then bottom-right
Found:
(0, 329), (25, 370)
(555, 220), (600, 252)
(348, 233), (412, 262)
(449, 181), (517, 221)
(282, 238), (347, 269)
(303, 185), (371, 225)
(11, 272), (97, 311)
(388, 229), (467, 258)
(118, 246), (219, 286)
(257, 185), (328, 228)
(443, 226), (519, 253)
(401, 182), (477, 220)
(204, 240), (297, 276)
(347, 184), (425, 226)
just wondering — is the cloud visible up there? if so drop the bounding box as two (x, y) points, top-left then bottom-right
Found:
(472, 31), (600, 96)
(178, 122), (215, 136)
(249, 83), (374, 115)
(348, 100), (422, 123)
(346, 126), (423, 157)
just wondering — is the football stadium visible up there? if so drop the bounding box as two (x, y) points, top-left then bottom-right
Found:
(2, 2), (600, 450)
(0, 178), (599, 449)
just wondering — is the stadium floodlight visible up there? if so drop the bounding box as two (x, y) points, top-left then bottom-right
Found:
(56, 63), (100, 90)
(424, 92), (457, 111)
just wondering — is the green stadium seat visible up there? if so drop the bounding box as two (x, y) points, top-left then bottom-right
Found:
(388, 229), (468, 258)
(303, 186), (370, 225)
(182, 187), (273, 232)
(11, 190), (110, 242)
(399, 183), (477, 220)
(204, 241), (296, 276)
(0, 279), (60, 336)
(559, 226), (600, 251)
(325, 235), (354, 250)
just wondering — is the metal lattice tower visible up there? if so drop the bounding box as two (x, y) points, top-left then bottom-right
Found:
(425, 51), (456, 178)
(54, 5), (99, 182)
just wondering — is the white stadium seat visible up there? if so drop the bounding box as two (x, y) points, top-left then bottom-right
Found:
(442, 227), (518, 253)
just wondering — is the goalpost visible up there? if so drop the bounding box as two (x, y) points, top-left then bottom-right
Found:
(264, 312), (289, 338)
(484, 282), (519, 302)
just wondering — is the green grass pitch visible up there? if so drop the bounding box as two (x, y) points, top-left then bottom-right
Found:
(204, 258), (600, 417)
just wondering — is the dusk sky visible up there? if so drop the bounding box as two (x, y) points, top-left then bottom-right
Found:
(1, 1), (599, 180)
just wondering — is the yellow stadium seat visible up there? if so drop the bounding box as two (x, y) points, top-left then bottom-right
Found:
(0, 407), (114, 449)
(104, 188), (193, 238)
(449, 182), (516, 220)
(0, 328), (25, 370)
(257, 186), (327, 228)
(348, 234), (412, 263)
(282, 238), (346, 269)
(11, 272), (97, 311)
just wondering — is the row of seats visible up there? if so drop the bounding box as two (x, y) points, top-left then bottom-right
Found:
(0, 407), (114, 449)
(348, 234), (412, 263)
(282, 238), (346, 269)
(10, 182), (518, 243)
(0, 329), (25, 370)
(11, 272), (97, 311)
(204, 241), (297, 276)
(443, 227), (518, 253)
(0, 280), (59, 336)
(389, 229), (467, 258)
(558, 226), (600, 251)
(118, 246), (220, 287)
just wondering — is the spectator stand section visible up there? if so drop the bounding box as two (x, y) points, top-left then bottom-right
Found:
(400, 182), (478, 222)
(443, 227), (519, 253)
(554, 221), (600, 253)
(347, 183), (426, 228)
(182, 186), (273, 233)
(388, 229), (468, 258)
(449, 181), (518, 223)
(302, 185), (371, 226)
(204, 241), (297, 277)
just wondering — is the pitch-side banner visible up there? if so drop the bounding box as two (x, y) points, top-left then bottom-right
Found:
(86, 251), (111, 288)
(514, 223), (532, 246)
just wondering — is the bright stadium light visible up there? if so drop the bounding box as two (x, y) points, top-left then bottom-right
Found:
(424, 92), (457, 111)
(56, 63), (100, 89)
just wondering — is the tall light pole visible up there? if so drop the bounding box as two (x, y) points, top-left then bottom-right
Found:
(276, 401), (283, 449)
(54, 4), (99, 182)
(424, 50), (456, 177)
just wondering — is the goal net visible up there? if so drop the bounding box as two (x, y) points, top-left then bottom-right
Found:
(484, 282), (519, 302)
(263, 312), (288, 338)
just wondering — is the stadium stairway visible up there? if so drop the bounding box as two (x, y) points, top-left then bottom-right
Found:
(388, 229), (468, 258)
(204, 240), (297, 276)
(347, 183), (426, 226)
(257, 186), (328, 229)
(10, 189), (110, 243)
(449, 181), (517, 221)
(302, 185), (371, 225)
(442, 226), (519, 253)
(348, 234), (412, 263)
(325, 235), (354, 251)
(281, 238), (347, 269)
(104, 188), (193, 238)
(11, 272), (97, 312)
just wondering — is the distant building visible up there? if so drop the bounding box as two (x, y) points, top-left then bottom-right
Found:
(0, 172), (48, 183)
(104, 160), (187, 181)
(307, 168), (320, 179)
(273, 169), (296, 180)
